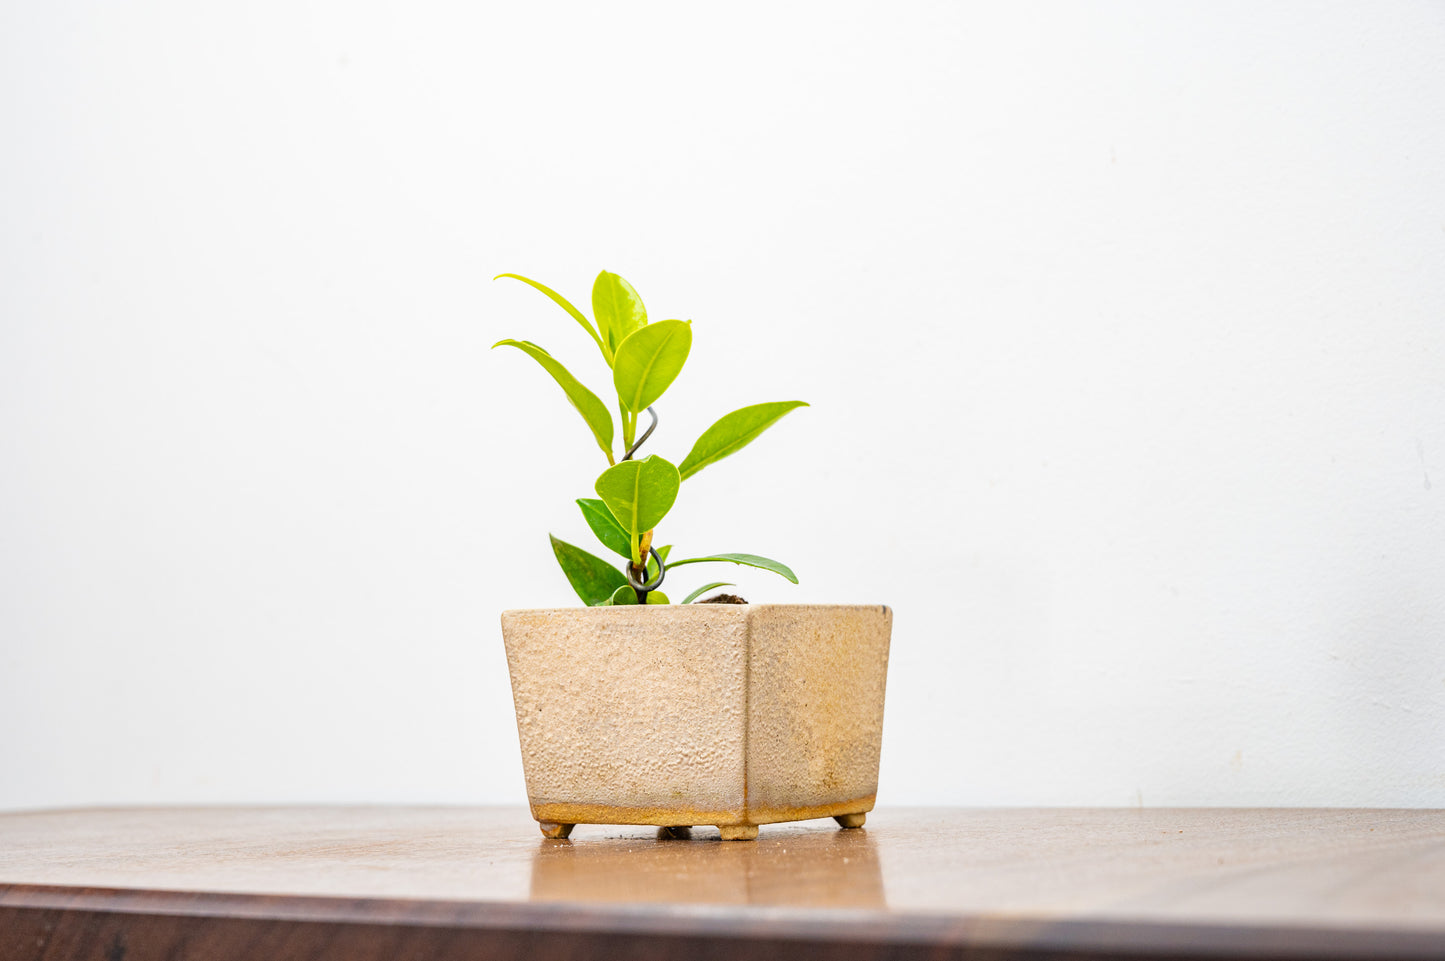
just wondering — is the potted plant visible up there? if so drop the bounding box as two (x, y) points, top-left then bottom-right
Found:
(493, 270), (891, 840)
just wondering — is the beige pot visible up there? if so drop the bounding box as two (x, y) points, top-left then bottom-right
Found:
(501, 604), (892, 840)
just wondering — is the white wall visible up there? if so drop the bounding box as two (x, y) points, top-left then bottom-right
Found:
(3, 0), (1442, 811)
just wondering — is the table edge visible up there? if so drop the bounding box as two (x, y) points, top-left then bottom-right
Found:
(4, 883), (1443, 961)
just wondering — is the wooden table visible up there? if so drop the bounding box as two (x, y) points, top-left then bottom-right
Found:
(1, 807), (1442, 960)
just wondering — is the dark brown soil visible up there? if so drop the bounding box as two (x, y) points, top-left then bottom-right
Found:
(698, 593), (748, 604)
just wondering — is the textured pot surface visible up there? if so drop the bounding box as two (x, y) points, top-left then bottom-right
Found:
(500, 604), (891, 836)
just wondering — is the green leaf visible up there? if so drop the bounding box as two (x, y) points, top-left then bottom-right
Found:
(665, 553), (798, 584)
(613, 320), (692, 413)
(604, 585), (669, 605)
(492, 340), (614, 459)
(678, 401), (809, 481)
(550, 534), (629, 606)
(647, 544), (671, 579)
(592, 271), (648, 360)
(495, 273), (610, 364)
(595, 455), (681, 543)
(577, 498), (630, 559)
(682, 582), (735, 604)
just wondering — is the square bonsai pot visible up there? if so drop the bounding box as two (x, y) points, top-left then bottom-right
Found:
(501, 604), (891, 840)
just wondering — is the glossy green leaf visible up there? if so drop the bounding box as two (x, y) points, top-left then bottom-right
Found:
(550, 534), (628, 606)
(604, 585), (670, 605)
(495, 273), (609, 364)
(493, 340), (613, 459)
(592, 271), (648, 360)
(678, 401), (809, 481)
(577, 498), (630, 559)
(646, 544), (671, 580)
(665, 553), (798, 584)
(613, 320), (692, 413)
(681, 582), (735, 604)
(595, 455), (681, 541)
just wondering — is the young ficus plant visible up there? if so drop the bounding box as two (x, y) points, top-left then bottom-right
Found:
(494, 270), (807, 606)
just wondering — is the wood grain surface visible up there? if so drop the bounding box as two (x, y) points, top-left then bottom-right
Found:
(1, 806), (1442, 960)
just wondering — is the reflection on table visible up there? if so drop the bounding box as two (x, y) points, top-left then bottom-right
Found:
(528, 821), (885, 908)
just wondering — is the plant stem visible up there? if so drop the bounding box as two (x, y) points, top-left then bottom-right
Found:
(621, 404), (635, 454)
(624, 406), (658, 460)
(634, 531), (653, 603)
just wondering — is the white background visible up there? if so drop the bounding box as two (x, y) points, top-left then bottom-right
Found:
(3, 1), (1443, 811)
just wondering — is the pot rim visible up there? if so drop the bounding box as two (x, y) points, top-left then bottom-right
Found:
(502, 602), (890, 616)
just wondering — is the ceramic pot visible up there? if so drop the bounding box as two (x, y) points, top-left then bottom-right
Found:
(501, 604), (891, 840)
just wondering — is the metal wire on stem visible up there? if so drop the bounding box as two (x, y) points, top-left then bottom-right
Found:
(620, 407), (662, 600)
(625, 547), (666, 603)
(622, 406), (658, 461)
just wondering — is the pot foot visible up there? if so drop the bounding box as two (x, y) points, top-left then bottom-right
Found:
(718, 824), (758, 841)
(834, 813), (866, 829)
(538, 820), (574, 839)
